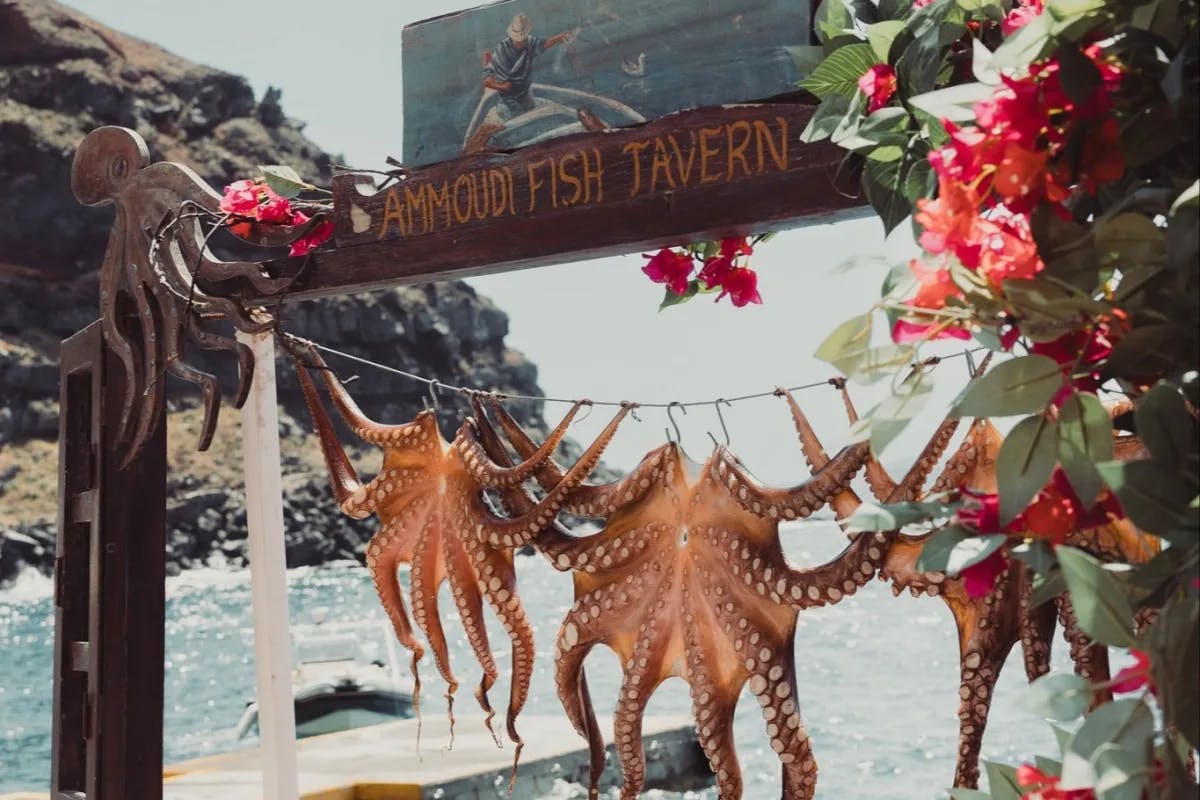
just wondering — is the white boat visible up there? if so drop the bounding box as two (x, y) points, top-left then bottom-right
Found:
(234, 620), (415, 740)
(462, 83), (646, 154)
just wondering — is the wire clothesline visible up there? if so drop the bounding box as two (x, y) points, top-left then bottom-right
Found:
(283, 333), (990, 411)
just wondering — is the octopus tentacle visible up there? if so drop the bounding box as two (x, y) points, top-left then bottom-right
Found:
(408, 518), (459, 734)
(1019, 574), (1056, 682)
(160, 304), (223, 452)
(745, 631), (818, 799)
(441, 532), (501, 744)
(1057, 595), (1112, 708)
(614, 607), (673, 800)
(886, 417), (963, 502)
(783, 530), (897, 610)
(484, 395), (664, 517)
(101, 231), (142, 446)
(929, 419), (1002, 496)
(716, 442), (870, 521)
(953, 641), (1005, 789)
(123, 279), (166, 465)
(305, 348), (428, 445)
(555, 612), (606, 798)
(367, 545), (424, 720)
(477, 405), (632, 548)
(830, 381), (898, 502)
(293, 356), (372, 516)
(778, 390), (864, 522)
(455, 401), (584, 488)
(187, 322), (255, 409)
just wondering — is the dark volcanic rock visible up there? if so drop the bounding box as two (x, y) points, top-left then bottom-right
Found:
(0, 0), (575, 585)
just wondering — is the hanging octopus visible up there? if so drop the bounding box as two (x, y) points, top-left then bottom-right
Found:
(472, 395), (891, 800)
(72, 126), (323, 464)
(782, 383), (1159, 789)
(291, 347), (629, 764)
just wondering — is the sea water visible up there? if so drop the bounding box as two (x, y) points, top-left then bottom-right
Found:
(0, 522), (1096, 797)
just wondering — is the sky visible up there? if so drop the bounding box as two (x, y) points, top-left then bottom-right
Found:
(63, 0), (984, 484)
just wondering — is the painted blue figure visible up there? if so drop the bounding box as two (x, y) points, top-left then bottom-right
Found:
(482, 12), (579, 120)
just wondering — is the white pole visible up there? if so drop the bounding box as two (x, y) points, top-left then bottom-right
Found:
(238, 331), (299, 799)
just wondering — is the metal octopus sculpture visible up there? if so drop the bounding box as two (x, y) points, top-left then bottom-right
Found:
(73, 126), (320, 464)
(783, 384), (1158, 789)
(291, 348), (629, 765)
(473, 396), (891, 800)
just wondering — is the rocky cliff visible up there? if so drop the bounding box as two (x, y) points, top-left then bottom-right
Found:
(0, 0), (557, 585)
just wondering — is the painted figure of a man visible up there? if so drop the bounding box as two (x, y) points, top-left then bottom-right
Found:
(483, 12), (579, 120)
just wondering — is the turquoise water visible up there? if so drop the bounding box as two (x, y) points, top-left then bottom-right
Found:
(0, 523), (1090, 797)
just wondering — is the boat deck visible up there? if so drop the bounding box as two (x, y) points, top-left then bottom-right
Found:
(5, 713), (709, 800)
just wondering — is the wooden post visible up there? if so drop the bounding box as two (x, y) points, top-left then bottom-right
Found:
(238, 331), (299, 800)
(52, 320), (166, 799)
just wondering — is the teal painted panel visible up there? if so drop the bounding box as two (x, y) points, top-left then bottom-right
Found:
(402, 0), (813, 166)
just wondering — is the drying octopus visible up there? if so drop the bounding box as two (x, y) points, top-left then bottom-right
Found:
(783, 383), (1159, 789)
(291, 347), (629, 763)
(470, 395), (893, 800)
(73, 126), (321, 463)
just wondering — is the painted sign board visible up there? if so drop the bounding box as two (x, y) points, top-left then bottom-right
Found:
(402, 0), (814, 167)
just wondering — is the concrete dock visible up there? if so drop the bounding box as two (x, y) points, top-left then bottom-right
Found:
(2, 714), (709, 800)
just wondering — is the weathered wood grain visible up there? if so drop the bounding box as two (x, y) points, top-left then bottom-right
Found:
(245, 103), (863, 303)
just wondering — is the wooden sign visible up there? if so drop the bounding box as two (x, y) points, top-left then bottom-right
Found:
(257, 103), (860, 302)
(402, 0), (814, 167)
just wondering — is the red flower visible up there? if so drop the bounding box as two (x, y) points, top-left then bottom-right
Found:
(1110, 648), (1154, 695)
(914, 177), (983, 260)
(858, 64), (898, 113)
(962, 549), (1008, 599)
(908, 259), (962, 311)
(220, 179), (263, 217)
(957, 490), (1002, 533)
(973, 213), (1044, 282)
(929, 120), (999, 189)
(698, 254), (734, 289)
(993, 142), (1069, 213)
(1002, 0), (1045, 35)
(287, 211), (334, 257)
(717, 267), (763, 307)
(642, 248), (695, 294)
(891, 319), (971, 343)
(1030, 322), (1119, 403)
(258, 189), (294, 224)
(1017, 763), (1096, 799)
(1018, 480), (1077, 545)
(719, 237), (753, 259)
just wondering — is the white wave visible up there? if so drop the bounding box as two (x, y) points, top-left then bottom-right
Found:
(0, 565), (53, 602)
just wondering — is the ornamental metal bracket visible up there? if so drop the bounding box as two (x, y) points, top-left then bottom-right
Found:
(72, 126), (313, 466)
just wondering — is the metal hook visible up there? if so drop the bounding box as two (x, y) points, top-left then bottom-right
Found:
(964, 349), (977, 378)
(665, 401), (687, 444)
(423, 379), (441, 412)
(706, 398), (732, 448)
(573, 399), (595, 426)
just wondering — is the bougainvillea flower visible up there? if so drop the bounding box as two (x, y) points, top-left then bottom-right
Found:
(1045, 468), (1125, 529)
(957, 489), (1002, 533)
(914, 177), (983, 259)
(642, 248), (695, 294)
(929, 120), (998, 188)
(220, 179), (262, 217)
(1017, 763), (1097, 799)
(1030, 323), (1119, 402)
(858, 64), (898, 113)
(1111, 649), (1155, 695)
(908, 258), (963, 310)
(719, 237), (754, 259)
(257, 189), (294, 224)
(993, 142), (1069, 213)
(287, 212), (334, 257)
(962, 548), (1008, 599)
(1071, 118), (1126, 194)
(891, 318), (972, 343)
(717, 267), (763, 307)
(975, 73), (1054, 149)
(1017, 481), (1077, 545)
(1002, 0), (1045, 35)
(974, 214), (1044, 282)
(697, 253), (734, 289)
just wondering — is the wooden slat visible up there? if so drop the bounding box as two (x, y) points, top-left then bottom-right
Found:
(238, 102), (862, 304)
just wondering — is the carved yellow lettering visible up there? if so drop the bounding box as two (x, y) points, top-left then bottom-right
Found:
(754, 118), (789, 173)
(451, 174), (473, 225)
(699, 126), (723, 184)
(649, 137), (677, 193)
(668, 132), (697, 185)
(582, 148), (603, 203)
(505, 167), (516, 215)
(470, 172), (490, 220)
(424, 180), (452, 229)
(403, 183), (427, 233)
(558, 152), (582, 206)
(488, 169), (508, 217)
(379, 187), (406, 239)
(527, 159), (549, 212)
(622, 140), (650, 197)
(726, 120), (753, 179)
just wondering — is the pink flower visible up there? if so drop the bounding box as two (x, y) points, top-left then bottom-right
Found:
(717, 267), (763, 307)
(1110, 649), (1154, 695)
(962, 549), (1008, 599)
(287, 211), (334, 257)
(957, 490), (1002, 533)
(858, 64), (898, 113)
(891, 319), (972, 343)
(698, 253), (734, 289)
(220, 179), (262, 217)
(642, 248), (695, 294)
(1002, 0), (1045, 35)
(257, 189), (294, 224)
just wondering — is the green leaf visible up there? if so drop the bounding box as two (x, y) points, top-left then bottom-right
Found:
(1145, 596), (1200, 749)
(996, 414), (1058, 525)
(1056, 44), (1102, 105)
(1022, 673), (1092, 721)
(908, 82), (994, 124)
(815, 313), (873, 374)
(861, 368), (934, 454)
(915, 527), (1006, 574)
(1060, 699), (1153, 790)
(814, 0), (855, 43)
(1031, 568), (1066, 607)
(949, 790), (991, 800)
(1056, 547), (1136, 647)
(801, 94), (856, 143)
(1092, 743), (1145, 800)
(972, 38), (1000, 84)
(984, 761), (1024, 800)
(659, 281), (699, 310)
(867, 19), (907, 61)
(863, 148), (913, 234)
(1135, 383), (1195, 471)
(951, 356), (1063, 418)
(846, 499), (960, 531)
(856, 107), (912, 148)
(1046, 0), (1105, 21)
(1034, 755), (1063, 777)
(1058, 393), (1114, 507)
(1094, 213), (1167, 271)
(990, 11), (1054, 70)
(258, 164), (309, 198)
(800, 44), (879, 99)
(1011, 539), (1056, 573)
(1096, 460), (1196, 536)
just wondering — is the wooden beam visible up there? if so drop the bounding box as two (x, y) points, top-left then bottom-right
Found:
(243, 102), (862, 303)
